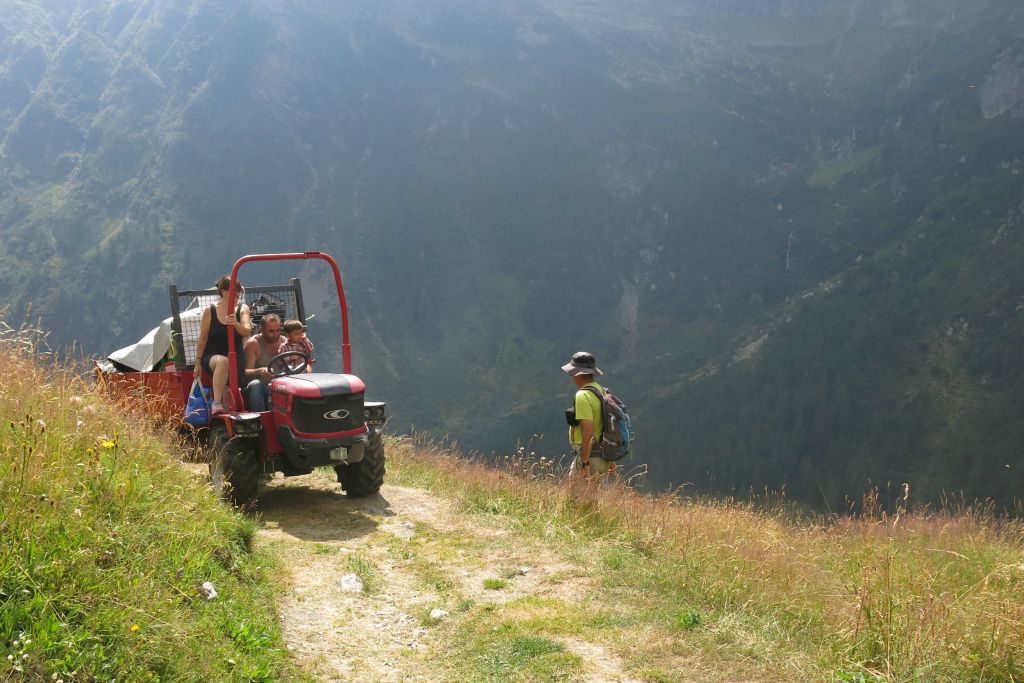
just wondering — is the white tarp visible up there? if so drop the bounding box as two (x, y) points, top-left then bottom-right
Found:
(107, 306), (207, 372)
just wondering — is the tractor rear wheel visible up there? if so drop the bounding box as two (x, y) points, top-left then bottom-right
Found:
(208, 424), (260, 507)
(335, 435), (386, 497)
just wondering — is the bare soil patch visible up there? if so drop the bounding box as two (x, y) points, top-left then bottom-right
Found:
(252, 470), (640, 681)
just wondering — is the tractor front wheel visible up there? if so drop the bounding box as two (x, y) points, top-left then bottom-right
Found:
(335, 435), (386, 497)
(208, 424), (260, 507)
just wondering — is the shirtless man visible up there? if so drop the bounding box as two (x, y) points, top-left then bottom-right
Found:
(243, 313), (284, 411)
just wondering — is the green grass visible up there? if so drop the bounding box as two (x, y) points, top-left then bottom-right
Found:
(454, 616), (583, 682)
(344, 551), (380, 594)
(312, 543), (339, 555)
(0, 324), (302, 681)
(674, 609), (701, 631)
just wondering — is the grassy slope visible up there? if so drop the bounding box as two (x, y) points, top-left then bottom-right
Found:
(1, 311), (1021, 682)
(0, 324), (303, 682)
(387, 440), (1024, 683)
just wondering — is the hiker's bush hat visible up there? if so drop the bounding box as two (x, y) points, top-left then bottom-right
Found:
(561, 351), (603, 376)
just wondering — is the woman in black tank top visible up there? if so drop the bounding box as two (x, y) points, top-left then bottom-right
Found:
(194, 275), (252, 413)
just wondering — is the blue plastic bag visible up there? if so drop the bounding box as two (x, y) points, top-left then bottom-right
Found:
(184, 379), (213, 426)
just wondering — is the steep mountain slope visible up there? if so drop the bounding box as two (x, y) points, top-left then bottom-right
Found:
(1, 0), (1022, 505)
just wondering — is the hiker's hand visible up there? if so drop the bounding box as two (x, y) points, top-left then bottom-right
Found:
(579, 462), (591, 479)
(225, 313), (237, 326)
(258, 367), (272, 381)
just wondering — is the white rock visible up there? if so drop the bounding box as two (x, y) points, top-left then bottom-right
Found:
(338, 573), (364, 593)
(429, 608), (448, 620)
(517, 567), (532, 575)
(199, 581), (218, 600)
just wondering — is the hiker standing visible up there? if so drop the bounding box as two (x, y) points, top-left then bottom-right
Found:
(562, 351), (609, 479)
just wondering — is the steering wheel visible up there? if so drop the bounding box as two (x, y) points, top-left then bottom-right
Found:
(266, 351), (309, 377)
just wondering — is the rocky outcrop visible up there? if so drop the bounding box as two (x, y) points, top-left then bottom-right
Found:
(980, 39), (1024, 119)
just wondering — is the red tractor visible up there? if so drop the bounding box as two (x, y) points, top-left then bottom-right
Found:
(99, 252), (387, 506)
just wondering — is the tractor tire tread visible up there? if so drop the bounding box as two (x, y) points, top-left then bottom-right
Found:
(335, 437), (386, 498)
(208, 425), (260, 507)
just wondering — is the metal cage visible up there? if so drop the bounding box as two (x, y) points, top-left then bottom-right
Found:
(167, 279), (307, 370)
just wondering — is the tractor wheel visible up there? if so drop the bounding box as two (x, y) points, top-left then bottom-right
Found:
(208, 424), (260, 507)
(335, 435), (386, 498)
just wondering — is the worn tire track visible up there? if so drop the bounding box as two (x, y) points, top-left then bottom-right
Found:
(252, 471), (642, 682)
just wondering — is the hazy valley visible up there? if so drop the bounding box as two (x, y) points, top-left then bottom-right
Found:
(2, 0), (1024, 506)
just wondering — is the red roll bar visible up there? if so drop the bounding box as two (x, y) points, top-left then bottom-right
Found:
(224, 252), (351, 410)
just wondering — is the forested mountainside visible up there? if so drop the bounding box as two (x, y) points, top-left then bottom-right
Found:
(2, 0), (1023, 507)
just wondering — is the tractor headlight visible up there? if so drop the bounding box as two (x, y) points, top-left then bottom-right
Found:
(363, 401), (388, 426)
(227, 413), (261, 437)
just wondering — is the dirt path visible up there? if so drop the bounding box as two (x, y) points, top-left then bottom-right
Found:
(252, 470), (643, 682)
